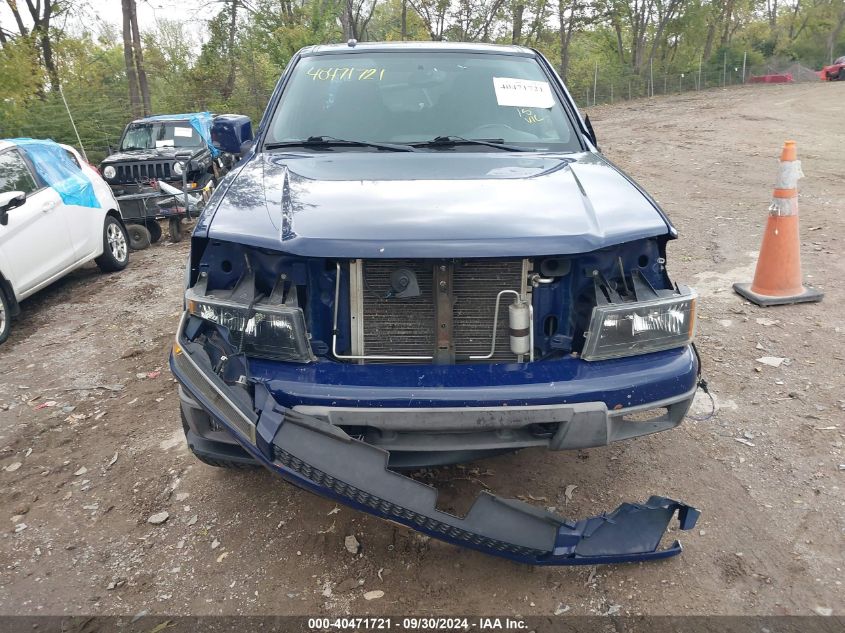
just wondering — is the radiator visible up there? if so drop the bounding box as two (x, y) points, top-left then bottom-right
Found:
(353, 259), (528, 363)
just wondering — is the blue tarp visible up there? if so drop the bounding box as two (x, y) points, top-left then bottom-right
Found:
(6, 138), (100, 209)
(138, 112), (219, 157)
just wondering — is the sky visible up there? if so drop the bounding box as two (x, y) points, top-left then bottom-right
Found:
(104, 0), (216, 29)
(0, 0), (216, 39)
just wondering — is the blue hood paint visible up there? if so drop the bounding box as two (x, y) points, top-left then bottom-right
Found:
(200, 151), (671, 258)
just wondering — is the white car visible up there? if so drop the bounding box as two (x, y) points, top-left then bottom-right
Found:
(0, 139), (129, 345)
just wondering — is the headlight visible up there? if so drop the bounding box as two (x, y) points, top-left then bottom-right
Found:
(173, 161), (183, 176)
(187, 292), (314, 363)
(103, 165), (115, 179)
(581, 291), (696, 361)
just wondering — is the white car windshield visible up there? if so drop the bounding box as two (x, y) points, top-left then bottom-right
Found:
(266, 52), (581, 152)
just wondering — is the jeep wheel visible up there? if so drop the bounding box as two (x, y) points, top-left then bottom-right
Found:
(95, 216), (129, 272)
(169, 217), (183, 243)
(127, 223), (152, 250)
(0, 289), (10, 345)
(146, 220), (163, 243)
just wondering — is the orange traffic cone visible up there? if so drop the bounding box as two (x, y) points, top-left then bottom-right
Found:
(733, 141), (823, 306)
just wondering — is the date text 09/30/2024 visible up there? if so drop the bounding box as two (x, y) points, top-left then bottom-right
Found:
(307, 617), (529, 630)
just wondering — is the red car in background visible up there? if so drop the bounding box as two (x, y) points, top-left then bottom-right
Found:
(822, 56), (845, 80)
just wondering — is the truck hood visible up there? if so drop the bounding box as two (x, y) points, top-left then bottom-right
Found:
(201, 151), (672, 258)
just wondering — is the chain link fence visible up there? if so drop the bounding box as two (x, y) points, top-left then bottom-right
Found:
(571, 57), (823, 109)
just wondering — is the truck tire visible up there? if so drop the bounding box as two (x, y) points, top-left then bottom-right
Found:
(839, 68), (845, 81)
(146, 220), (162, 243)
(169, 217), (183, 243)
(0, 289), (10, 345)
(95, 216), (130, 272)
(127, 224), (152, 250)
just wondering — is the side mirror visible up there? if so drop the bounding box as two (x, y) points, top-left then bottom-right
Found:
(239, 140), (254, 156)
(0, 191), (25, 226)
(211, 114), (254, 155)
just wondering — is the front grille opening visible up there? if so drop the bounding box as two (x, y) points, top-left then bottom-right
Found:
(622, 407), (669, 423)
(452, 259), (522, 361)
(362, 260), (436, 360)
(355, 259), (526, 364)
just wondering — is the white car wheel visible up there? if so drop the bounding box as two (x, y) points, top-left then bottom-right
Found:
(96, 217), (130, 273)
(107, 221), (128, 263)
(0, 290), (10, 345)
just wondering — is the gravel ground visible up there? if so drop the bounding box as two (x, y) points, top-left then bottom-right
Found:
(0, 81), (842, 617)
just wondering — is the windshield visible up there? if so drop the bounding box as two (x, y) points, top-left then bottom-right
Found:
(266, 52), (581, 152)
(120, 121), (204, 151)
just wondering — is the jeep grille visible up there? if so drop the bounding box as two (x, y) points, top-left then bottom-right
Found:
(113, 161), (173, 183)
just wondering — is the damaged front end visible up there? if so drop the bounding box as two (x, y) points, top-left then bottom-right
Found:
(171, 328), (698, 565)
(169, 238), (700, 565)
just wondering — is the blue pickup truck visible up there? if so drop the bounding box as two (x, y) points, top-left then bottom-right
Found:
(170, 42), (701, 566)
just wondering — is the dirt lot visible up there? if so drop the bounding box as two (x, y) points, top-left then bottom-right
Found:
(0, 82), (843, 618)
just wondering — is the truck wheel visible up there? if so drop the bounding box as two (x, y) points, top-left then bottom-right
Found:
(95, 216), (130, 272)
(0, 289), (10, 345)
(839, 68), (845, 81)
(146, 220), (162, 243)
(127, 224), (151, 250)
(169, 217), (183, 243)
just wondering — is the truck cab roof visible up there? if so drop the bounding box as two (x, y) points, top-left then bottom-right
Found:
(299, 41), (537, 58)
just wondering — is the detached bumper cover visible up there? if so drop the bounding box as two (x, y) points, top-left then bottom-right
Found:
(170, 335), (700, 566)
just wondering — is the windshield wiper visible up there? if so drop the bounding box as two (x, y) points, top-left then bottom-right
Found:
(265, 136), (417, 152)
(410, 136), (532, 152)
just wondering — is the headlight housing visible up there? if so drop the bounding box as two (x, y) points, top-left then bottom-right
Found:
(102, 165), (116, 179)
(186, 290), (314, 363)
(581, 290), (696, 361)
(173, 161), (183, 176)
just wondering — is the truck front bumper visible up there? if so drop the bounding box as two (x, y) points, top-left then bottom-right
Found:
(292, 386), (695, 455)
(245, 339), (698, 465)
(170, 319), (701, 566)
